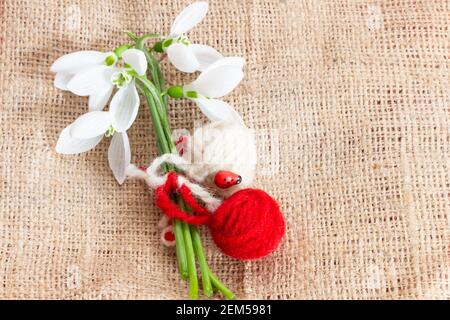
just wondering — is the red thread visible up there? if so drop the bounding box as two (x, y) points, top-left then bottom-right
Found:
(155, 172), (210, 225)
(155, 173), (285, 260)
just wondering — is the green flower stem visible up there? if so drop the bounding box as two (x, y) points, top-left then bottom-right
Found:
(136, 79), (169, 152)
(155, 139), (169, 173)
(135, 35), (166, 106)
(135, 79), (189, 280)
(136, 76), (172, 148)
(190, 224), (213, 297)
(209, 271), (235, 300)
(155, 101), (201, 299)
(137, 77), (198, 292)
(137, 76), (199, 299)
(139, 71), (200, 297)
(144, 48), (164, 96)
(178, 200), (199, 299)
(133, 35), (235, 299)
(172, 218), (188, 280)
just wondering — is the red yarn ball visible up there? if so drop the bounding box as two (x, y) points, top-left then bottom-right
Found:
(155, 173), (285, 261)
(209, 188), (285, 260)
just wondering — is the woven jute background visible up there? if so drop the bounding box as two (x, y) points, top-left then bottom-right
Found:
(0, 0), (449, 299)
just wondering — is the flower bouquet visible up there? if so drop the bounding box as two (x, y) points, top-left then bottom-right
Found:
(51, 2), (285, 299)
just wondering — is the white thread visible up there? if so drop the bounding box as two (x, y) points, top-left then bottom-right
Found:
(182, 121), (257, 198)
(178, 175), (222, 211)
(126, 153), (222, 211)
(158, 215), (170, 229)
(125, 164), (153, 184)
(126, 121), (256, 207)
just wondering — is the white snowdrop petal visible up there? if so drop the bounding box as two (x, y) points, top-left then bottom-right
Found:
(204, 56), (245, 71)
(190, 44), (223, 71)
(70, 111), (111, 139)
(167, 43), (199, 73)
(110, 83), (140, 132)
(67, 65), (115, 96)
(108, 132), (131, 185)
(186, 65), (244, 98)
(88, 85), (113, 111)
(194, 98), (244, 124)
(122, 48), (147, 75)
(170, 2), (209, 36)
(54, 73), (74, 90)
(50, 51), (106, 74)
(56, 124), (103, 154)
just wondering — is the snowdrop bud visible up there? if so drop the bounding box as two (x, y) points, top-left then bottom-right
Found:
(185, 91), (198, 99)
(153, 41), (164, 53)
(104, 55), (117, 66)
(162, 38), (174, 48)
(167, 86), (184, 99)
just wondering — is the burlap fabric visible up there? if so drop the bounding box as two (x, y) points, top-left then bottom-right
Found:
(0, 0), (449, 299)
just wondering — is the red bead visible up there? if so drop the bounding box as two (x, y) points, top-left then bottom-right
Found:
(164, 231), (175, 242)
(214, 171), (242, 189)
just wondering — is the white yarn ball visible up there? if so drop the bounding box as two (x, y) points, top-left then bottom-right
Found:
(181, 121), (257, 197)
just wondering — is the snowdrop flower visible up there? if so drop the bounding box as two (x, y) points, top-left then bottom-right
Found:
(157, 2), (223, 73)
(53, 49), (146, 184)
(107, 49), (147, 132)
(167, 57), (245, 123)
(51, 48), (147, 114)
(56, 111), (131, 184)
(51, 51), (118, 110)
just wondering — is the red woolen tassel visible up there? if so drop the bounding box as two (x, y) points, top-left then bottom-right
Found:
(156, 173), (285, 260)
